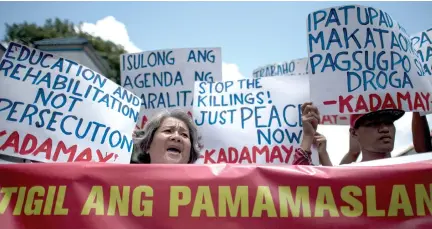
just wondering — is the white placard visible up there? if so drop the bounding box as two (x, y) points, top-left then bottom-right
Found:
(253, 58), (350, 125)
(193, 76), (318, 164)
(411, 29), (432, 116)
(307, 5), (432, 115)
(252, 58), (309, 78)
(120, 48), (222, 129)
(412, 28), (432, 77)
(0, 42), (141, 163)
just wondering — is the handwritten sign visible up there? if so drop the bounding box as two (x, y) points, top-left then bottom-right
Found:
(252, 58), (349, 125)
(252, 58), (309, 78)
(412, 28), (432, 76)
(307, 5), (432, 115)
(120, 48), (222, 129)
(193, 76), (316, 164)
(0, 42), (140, 163)
(412, 28), (432, 116)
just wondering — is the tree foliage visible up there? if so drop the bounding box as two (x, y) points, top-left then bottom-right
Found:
(4, 18), (125, 83)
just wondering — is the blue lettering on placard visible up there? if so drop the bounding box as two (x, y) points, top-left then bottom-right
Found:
(411, 36), (421, 48)
(197, 92), (266, 107)
(390, 32), (410, 52)
(3, 43), (107, 88)
(14, 46), (55, 69)
(60, 115), (77, 135)
(238, 78), (262, 89)
(123, 71), (183, 89)
(187, 49), (216, 63)
(423, 63), (432, 76)
(140, 90), (191, 109)
(96, 94), (139, 122)
(112, 86), (140, 106)
(308, 27), (390, 54)
(197, 81), (209, 94)
(411, 29), (432, 50)
(417, 46), (432, 63)
(253, 61), (296, 78)
(308, 5), (393, 32)
(9, 63), (26, 80)
(0, 58), (138, 123)
(310, 50), (414, 75)
(4, 42), (22, 60)
(5, 101), (24, 122)
(257, 128), (302, 145)
(205, 81), (234, 93)
(33, 88), (83, 112)
(0, 97), (133, 152)
(239, 104), (302, 129)
(123, 51), (175, 71)
(194, 109), (237, 126)
(413, 31), (432, 77)
(194, 71), (214, 82)
(347, 71), (413, 92)
(0, 59), (14, 77)
(419, 29), (432, 48)
(46, 111), (63, 131)
(414, 58), (429, 76)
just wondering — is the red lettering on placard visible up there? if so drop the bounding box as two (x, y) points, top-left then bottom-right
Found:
(0, 130), (118, 162)
(201, 145), (294, 164)
(336, 92), (430, 113)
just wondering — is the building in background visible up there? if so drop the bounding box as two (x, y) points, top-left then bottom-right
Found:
(34, 37), (112, 77)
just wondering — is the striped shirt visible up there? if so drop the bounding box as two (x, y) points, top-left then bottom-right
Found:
(292, 148), (313, 165)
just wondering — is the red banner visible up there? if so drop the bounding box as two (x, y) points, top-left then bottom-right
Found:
(0, 162), (432, 229)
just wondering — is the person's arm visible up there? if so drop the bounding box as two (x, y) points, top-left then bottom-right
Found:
(339, 134), (361, 165)
(340, 151), (360, 165)
(412, 112), (432, 153)
(293, 102), (320, 165)
(314, 132), (332, 166)
(319, 151), (333, 166)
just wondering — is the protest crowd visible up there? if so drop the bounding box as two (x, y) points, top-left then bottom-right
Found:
(1, 3), (432, 229)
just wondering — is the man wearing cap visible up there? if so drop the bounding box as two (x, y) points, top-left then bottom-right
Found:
(349, 109), (405, 162)
(287, 102), (431, 165)
(340, 111), (432, 164)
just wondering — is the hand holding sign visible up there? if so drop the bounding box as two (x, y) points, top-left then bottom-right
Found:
(301, 102), (320, 137)
(313, 132), (327, 153)
(300, 102), (320, 153)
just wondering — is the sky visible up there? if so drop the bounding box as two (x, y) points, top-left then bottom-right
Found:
(1, 1), (432, 165)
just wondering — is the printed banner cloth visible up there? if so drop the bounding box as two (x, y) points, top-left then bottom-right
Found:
(0, 162), (431, 228)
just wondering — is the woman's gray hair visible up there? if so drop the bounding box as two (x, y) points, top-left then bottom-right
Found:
(131, 109), (202, 164)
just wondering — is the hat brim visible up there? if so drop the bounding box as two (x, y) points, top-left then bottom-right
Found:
(355, 109), (405, 127)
